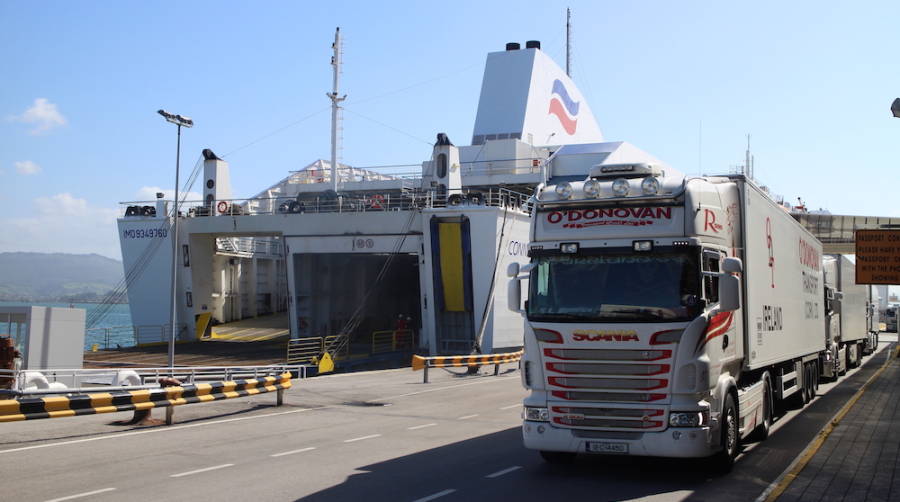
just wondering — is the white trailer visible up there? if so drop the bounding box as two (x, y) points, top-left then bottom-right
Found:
(821, 255), (868, 378)
(509, 169), (826, 469)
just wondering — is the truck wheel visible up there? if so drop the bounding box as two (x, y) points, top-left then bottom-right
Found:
(813, 363), (820, 393)
(712, 393), (739, 471)
(749, 373), (772, 441)
(539, 450), (576, 464)
(806, 364), (815, 400)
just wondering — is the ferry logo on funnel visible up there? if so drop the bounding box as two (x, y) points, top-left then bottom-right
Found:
(548, 79), (580, 135)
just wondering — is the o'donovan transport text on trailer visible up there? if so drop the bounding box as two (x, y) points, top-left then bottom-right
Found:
(508, 167), (828, 468)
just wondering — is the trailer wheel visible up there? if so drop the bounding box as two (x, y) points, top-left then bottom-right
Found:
(712, 392), (739, 471)
(539, 450), (576, 464)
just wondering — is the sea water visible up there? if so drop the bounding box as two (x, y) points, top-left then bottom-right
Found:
(0, 301), (133, 350)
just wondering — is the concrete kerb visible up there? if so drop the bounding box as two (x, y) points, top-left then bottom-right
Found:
(755, 343), (896, 502)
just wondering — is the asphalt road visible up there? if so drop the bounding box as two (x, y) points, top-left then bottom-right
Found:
(1, 336), (895, 502)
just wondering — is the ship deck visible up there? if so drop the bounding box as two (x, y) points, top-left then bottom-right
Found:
(83, 340), (285, 368)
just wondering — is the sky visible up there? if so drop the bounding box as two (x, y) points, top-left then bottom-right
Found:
(2, 1), (900, 261)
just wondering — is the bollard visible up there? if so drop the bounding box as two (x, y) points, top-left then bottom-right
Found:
(423, 363), (429, 384)
(494, 363), (500, 376)
(165, 406), (174, 425)
(276, 388), (284, 406)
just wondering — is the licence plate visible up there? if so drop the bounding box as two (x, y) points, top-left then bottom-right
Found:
(586, 441), (628, 454)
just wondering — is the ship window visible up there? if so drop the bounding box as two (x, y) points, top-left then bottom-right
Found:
(702, 250), (722, 303)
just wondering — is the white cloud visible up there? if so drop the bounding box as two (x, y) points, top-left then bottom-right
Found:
(0, 193), (121, 259)
(9, 98), (67, 134)
(135, 186), (203, 202)
(14, 160), (42, 175)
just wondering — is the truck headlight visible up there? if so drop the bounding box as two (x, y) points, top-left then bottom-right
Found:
(669, 411), (709, 427)
(524, 406), (550, 422)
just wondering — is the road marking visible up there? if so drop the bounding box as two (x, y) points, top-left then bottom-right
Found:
(170, 464), (234, 478)
(407, 423), (437, 430)
(412, 488), (456, 502)
(0, 377), (510, 455)
(486, 465), (522, 478)
(270, 446), (316, 457)
(500, 403), (521, 410)
(344, 434), (381, 443)
(45, 488), (116, 502)
(457, 414), (478, 420)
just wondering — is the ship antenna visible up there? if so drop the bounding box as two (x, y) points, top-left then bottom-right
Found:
(328, 27), (347, 192)
(566, 8), (572, 77)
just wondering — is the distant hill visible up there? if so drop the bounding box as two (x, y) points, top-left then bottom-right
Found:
(0, 252), (124, 301)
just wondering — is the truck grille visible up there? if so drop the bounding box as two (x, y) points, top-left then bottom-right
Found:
(544, 347), (674, 432)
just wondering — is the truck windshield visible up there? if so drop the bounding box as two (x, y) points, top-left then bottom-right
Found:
(527, 250), (702, 323)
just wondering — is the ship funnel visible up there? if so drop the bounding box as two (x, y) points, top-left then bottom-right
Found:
(202, 148), (232, 215)
(505, 42), (520, 51)
(423, 133), (462, 198)
(525, 40), (541, 50)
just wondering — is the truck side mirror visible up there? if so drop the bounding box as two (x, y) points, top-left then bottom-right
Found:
(722, 257), (743, 274)
(718, 273), (741, 312)
(507, 262), (519, 278)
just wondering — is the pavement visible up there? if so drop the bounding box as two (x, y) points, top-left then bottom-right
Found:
(772, 336), (900, 502)
(0, 338), (897, 502)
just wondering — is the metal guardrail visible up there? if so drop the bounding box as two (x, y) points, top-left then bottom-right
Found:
(371, 329), (415, 354)
(286, 335), (349, 365)
(411, 350), (523, 383)
(0, 371), (295, 424)
(0, 364), (304, 396)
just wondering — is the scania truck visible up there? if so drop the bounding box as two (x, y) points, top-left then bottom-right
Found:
(821, 255), (872, 379)
(508, 165), (825, 468)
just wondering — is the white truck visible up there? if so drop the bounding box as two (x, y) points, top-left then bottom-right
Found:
(821, 255), (869, 378)
(508, 167), (825, 468)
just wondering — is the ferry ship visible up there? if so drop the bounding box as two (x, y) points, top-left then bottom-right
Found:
(117, 36), (668, 358)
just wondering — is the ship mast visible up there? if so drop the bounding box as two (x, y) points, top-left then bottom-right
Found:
(328, 27), (346, 192)
(566, 8), (572, 77)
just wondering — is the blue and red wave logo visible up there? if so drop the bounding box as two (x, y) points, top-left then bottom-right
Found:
(548, 79), (580, 135)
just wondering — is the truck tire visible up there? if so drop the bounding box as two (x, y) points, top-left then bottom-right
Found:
(749, 372), (773, 441)
(806, 364), (815, 400)
(813, 362), (820, 393)
(712, 393), (739, 472)
(539, 450), (576, 464)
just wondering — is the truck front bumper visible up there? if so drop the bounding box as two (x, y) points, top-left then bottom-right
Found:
(522, 421), (717, 458)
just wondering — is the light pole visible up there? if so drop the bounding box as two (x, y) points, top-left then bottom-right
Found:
(158, 109), (193, 370)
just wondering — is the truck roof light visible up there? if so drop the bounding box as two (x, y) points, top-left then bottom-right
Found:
(561, 242), (579, 253)
(612, 178), (629, 197)
(642, 176), (660, 195)
(555, 182), (573, 199)
(583, 179), (601, 198)
(633, 240), (653, 252)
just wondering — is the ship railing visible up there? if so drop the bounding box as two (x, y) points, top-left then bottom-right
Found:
(371, 329), (416, 354)
(0, 364), (305, 396)
(119, 187), (532, 219)
(286, 334), (350, 364)
(85, 323), (189, 350)
(215, 236), (283, 257)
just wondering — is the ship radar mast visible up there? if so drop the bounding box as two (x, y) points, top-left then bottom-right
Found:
(328, 27), (347, 192)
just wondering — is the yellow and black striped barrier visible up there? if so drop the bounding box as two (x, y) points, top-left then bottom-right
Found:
(411, 351), (522, 383)
(0, 372), (292, 423)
